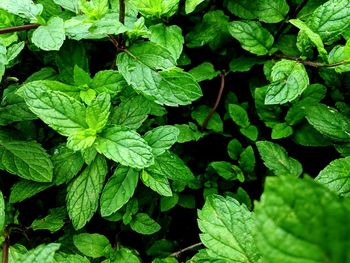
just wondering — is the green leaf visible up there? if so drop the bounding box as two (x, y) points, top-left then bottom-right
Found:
(228, 21), (274, 56)
(191, 105), (223, 133)
(110, 95), (151, 129)
(0, 0), (43, 19)
(73, 233), (111, 258)
(100, 166), (138, 217)
(306, 104), (350, 142)
(67, 155), (107, 229)
(146, 151), (195, 182)
(308, 0), (350, 43)
(20, 243), (60, 263)
(256, 0), (289, 23)
(186, 10), (230, 50)
(117, 43), (202, 106)
(95, 126), (154, 169)
(198, 195), (261, 262)
(226, 0), (257, 19)
(113, 247), (142, 263)
(0, 137), (53, 182)
(229, 56), (266, 72)
(271, 123), (293, 139)
(9, 180), (51, 203)
(130, 213), (161, 235)
(265, 60), (309, 104)
(240, 125), (259, 141)
(31, 207), (66, 233)
(239, 146), (255, 174)
(20, 82), (88, 137)
(255, 176), (350, 263)
(89, 13), (128, 35)
(141, 169), (172, 197)
(32, 17), (65, 51)
(160, 194), (179, 211)
(316, 157), (350, 197)
(227, 139), (243, 160)
(73, 65), (91, 86)
(209, 161), (243, 181)
(79, 0), (108, 19)
(174, 123), (203, 143)
(67, 128), (96, 151)
(256, 141), (302, 177)
(143, 126), (180, 156)
(90, 70), (126, 96)
(0, 103), (37, 126)
(293, 123), (333, 147)
(54, 252), (90, 263)
(131, 0), (179, 18)
(53, 0), (79, 13)
(149, 24), (184, 61)
(0, 191), (4, 233)
(0, 42), (7, 82)
(86, 93), (110, 132)
(188, 62), (220, 82)
(228, 104), (250, 128)
(185, 0), (205, 14)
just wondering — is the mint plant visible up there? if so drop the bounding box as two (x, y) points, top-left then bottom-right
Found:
(0, 0), (350, 262)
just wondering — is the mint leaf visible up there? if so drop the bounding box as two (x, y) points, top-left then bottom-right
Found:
(53, 0), (79, 13)
(86, 93), (110, 132)
(189, 62), (220, 82)
(256, 141), (302, 177)
(32, 17), (65, 51)
(0, 138), (53, 182)
(198, 195), (261, 262)
(117, 43), (202, 106)
(130, 213), (161, 235)
(228, 104), (250, 128)
(0, 0), (43, 19)
(271, 123), (293, 139)
(20, 82), (88, 136)
(256, 0), (289, 23)
(95, 126), (154, 169)
(240, 125), (259, 141)
(185, 0), (205, 14)
(226, 0), (257, 19)
(255, 176), (350, 262)
(229, 56), (266, 73)
(31, 207), (66, 233)
(228, 21), (274, 56)
(316, 157), (350, 197)
(306, 104), (350, 142)
(113, 247), (142, 263)
(73, 233), (111, 258)
(149, 24), (184, 61)
(89, 13), (128, 35)
(265, 60), (309, 104)
(0, 42), (6, 82)
(209, 161), (243, 181)
(143, 126), (180, 156)
(73, 65), (91, 86)
(67, 155), (107, 229)
(9, 180), (51, 203)
(100, 166), (138, 217)
(191, 105), (223, 133)
(90, 70), (126, 96)
(131, 0), (179, 18)
(20, 243), (60, 263)
(141, 169), (172, 197)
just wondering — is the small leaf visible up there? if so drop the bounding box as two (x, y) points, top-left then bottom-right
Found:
(189, 62), (220, 82)
(31, 207), (66, 233)
(9, 180), (52, 203)
(239, 146), (255, 174)
(100, 166), (138, 217)
(240, 125), (259, 141)
(130, 213), (161, 235)
(271, 123), (293, 139)
(228, 104), (250, 128)
(143, 126), (180, 156)
(256, 140), (302, 177)
(191, 105), (223, 133)
(228, 21), (274, 56)
(73, 65), (91, 86)
(86, 93), (111, 132)
(141, 169), (172, 197)
(32, 17), (65, 51)
(185, 0), (205, 14)
(73, 233), (111, 258)
(131, 0), (180, 18)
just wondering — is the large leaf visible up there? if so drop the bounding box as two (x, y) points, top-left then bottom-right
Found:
(0, 137), (53, 182)
(20, 243), (60, 263)
(117, 42), (202, 106)
(228, 21), (274, 56)
(66, 155), (107, 229)
(9, 180), (52, 203)
(20, 82), (88, 137)
(226, 0), (257, 19)
(143, 126), (180, 156)
(32, 17), (65, 51)
(131, 0), (179, 18)
(0, 0), (43, 19)
(256, 141), (302, 177)
(100, 166), (139, 217)
(255, 176), (350, 263)
(73, 233), (111, 258)
(198, 195), (261, 262)
(130, 213), (161, 235)
(86, 93), (110, 132)
(95, 126), (154, 169)
(256, 0), (289, 23)
(265, 60), (309, 104)
(316, 157), (350, 197)
(185, 0), (205, 14)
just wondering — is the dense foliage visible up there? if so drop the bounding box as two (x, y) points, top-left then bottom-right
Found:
(0, 0), (350, 262)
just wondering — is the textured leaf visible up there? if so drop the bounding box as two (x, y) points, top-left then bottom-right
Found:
(20, 243), (60, 263)
(191, 105), (223, 133)
(209, 161), (242, 181)
(255, 176), (350, 263)
(256, 141), (302, 177)
(226, 0), (257, 19)
(256, 0), (289, 23)
(31, 207), (67, 233)
(185, 0), (205, 14)
(306, 104), (350, 142)
(198, 195), (261, 262)
(228, 21), (274, 56)
(95, 126), (154, 169)
(130, 213), (161, 235)
(9, 180), (52, 203)
(0, 103), (37, 126)
(0, 0), (43, 19)
(149, 24), (184, 61)
(239, 146), (255, 174)
(73, 65), (91, 86)
(21, 82), (87, 136)
(53, 252), (90, 263)
(271, 123), (293, 139)
(113, 247), (142, 263)
(131, 0), (179, 18)
(228, 104), (250, 128)
(0, 42), (7, 82)
(67, 155), (107, 229)
(86, 93), (110, 132)
(32, 17), (65, 51)
(53, 0), (79, 13)
(316, 157), (350, 196)
(73, 233), (111, 258)
(265, 60), (309, 104)
(117, 43), (202, 106)
(143, 126), (180, 156)
(90, 70), (126, 96)
(189, 62), (220, 82)
(141, 169), (172, 197)
(110, 95), (151, 129)
(89, 13), (128, 35)
(0, 138), (53, 182)
(100, 166), (138, 217)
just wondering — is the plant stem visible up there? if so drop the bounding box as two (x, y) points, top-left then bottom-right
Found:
(0, 24), (40, 35)
(170, 242), (203, 258)
(274, 53), (350, 68)
(2, 234), (9, 263)
(201, 73), (225, 131)
(119, 0), (125, 24)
